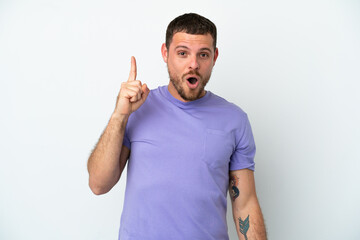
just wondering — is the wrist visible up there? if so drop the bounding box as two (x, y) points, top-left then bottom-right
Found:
(110, 111), (130, 124)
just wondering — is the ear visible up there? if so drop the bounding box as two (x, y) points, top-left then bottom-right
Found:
(213, 48), (219, 66)
(161, 43), (168, 63)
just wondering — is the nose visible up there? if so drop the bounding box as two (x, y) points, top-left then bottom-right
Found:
(189, 55), (199, 70)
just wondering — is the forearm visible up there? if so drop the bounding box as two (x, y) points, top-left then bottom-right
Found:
(232, 197), (267, 240)
(229, 169), (267, 240)
(87, 113), (129, 195)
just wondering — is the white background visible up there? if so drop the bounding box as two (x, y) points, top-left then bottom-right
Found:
(1, 0), (359, 239)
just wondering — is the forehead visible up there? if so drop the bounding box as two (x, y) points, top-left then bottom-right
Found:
(170, 32), (214, 51)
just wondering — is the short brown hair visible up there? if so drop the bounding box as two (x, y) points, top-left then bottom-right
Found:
(165, 13), (217, 50)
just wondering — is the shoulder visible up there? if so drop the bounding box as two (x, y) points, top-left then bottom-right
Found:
(127, 86), (166, 123)
(143, 85), (166, 104)
(207, 91), (248, 119)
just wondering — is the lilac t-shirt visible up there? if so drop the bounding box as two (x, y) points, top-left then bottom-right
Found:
(119, 86), (255, 240)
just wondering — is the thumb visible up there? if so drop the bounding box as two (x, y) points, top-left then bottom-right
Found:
(141, 83), (150, 102)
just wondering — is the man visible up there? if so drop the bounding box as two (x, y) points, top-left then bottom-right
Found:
(87, 13), (267, 240)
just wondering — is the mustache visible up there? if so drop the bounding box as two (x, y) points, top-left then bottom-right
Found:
(182, 70), (201, 79)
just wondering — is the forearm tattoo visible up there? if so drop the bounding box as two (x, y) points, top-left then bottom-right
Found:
(229, 175), (240, 201)
(239, 215), (250, 240)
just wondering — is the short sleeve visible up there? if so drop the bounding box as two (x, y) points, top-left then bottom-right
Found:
(229, 114), (256, 171)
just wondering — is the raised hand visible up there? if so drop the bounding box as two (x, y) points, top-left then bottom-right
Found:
(115, 56), (150, 116)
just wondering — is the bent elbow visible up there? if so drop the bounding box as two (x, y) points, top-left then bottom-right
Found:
(90, 186), (107, 195)
(89, 179), (110, 195)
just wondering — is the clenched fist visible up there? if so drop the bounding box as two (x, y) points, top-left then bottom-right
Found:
(114, 56), (150, 116)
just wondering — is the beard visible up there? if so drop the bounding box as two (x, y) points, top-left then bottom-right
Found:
(168, 68), (211, 101)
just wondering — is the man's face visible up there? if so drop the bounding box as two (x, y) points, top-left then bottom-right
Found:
(161, 32), (218, 102)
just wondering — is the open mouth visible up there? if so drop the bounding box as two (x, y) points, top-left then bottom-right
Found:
(187, 77), (198, 85)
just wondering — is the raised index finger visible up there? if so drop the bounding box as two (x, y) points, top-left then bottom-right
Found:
(128, 56), (137, 82)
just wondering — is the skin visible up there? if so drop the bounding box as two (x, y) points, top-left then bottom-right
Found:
(230, 169), (267, 239)
(87, 31), (267, 239)
(161, 32), (218, 102)
(87, 57), (149, 195)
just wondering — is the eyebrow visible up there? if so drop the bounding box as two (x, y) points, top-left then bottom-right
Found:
(199, 47), (212, 52)
(175, 45), (212, 52)
(175, 45), (190, 50)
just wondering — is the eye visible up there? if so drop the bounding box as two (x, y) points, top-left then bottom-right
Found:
(200, 53), (209, 58)
(178, 51), (187, 57)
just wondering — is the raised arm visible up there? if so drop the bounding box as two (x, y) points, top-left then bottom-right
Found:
(229, 169), (267, 240)
(87, 56), (150, 195)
